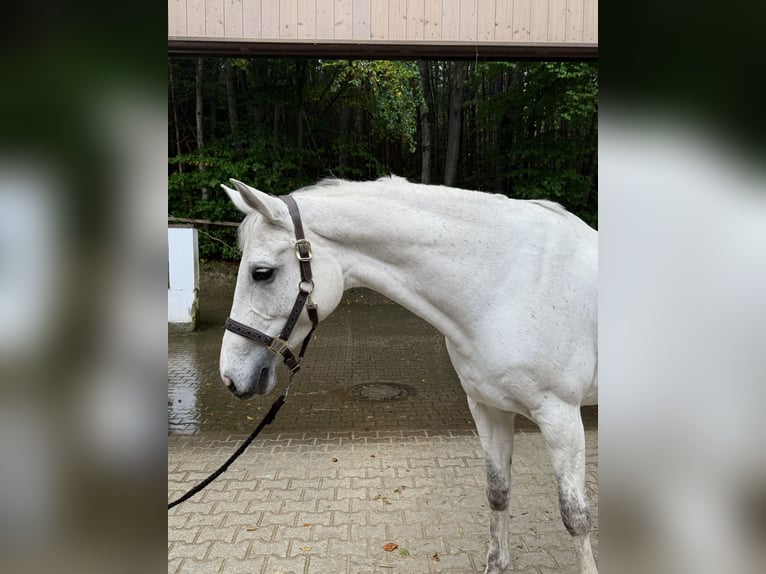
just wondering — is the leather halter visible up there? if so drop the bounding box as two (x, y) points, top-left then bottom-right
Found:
(224, 195), (319, 375)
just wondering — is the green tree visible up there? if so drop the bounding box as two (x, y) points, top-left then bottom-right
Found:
(168, 58), (598, 259)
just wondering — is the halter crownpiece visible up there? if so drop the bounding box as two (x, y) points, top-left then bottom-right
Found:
(224, 195), (319, 376)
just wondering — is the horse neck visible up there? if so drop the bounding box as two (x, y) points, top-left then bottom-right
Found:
(303, 183), (501, 340)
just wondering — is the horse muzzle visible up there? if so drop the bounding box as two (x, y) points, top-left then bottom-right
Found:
(222, 365), (276, 399)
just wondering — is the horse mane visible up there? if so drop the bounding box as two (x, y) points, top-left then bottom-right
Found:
(294, 176), (571, 221)
(527, 199), (570, 217)
(294, 175), (406, 194)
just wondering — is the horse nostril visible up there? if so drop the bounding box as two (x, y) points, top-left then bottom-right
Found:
(222, 376), (233, 388)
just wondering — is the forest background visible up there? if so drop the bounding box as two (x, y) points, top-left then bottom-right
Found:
(168, 58), (597, 259)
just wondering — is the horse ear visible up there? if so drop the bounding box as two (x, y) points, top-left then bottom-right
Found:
(220, 183), (254, 215)
(222, 179), (289, 225)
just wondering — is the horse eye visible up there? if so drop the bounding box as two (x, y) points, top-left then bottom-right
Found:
(251, 267), (274, 282)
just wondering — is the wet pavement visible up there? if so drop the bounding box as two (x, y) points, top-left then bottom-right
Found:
(168, 263), (598, 573)
(168, 263), (597, 437)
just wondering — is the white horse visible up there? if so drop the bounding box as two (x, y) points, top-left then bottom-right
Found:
(219, 176), (598, 574)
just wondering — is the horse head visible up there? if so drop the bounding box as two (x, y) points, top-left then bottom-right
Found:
(218, 180), (343, 399)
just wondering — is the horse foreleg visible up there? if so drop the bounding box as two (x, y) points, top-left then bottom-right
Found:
(468, 397), (516, 574)
(536, 401), (598, 574)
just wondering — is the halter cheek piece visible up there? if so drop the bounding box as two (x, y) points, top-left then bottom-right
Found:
(224, 195), (319, 375)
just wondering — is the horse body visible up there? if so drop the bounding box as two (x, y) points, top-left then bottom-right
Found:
(220, 176), (598, 574)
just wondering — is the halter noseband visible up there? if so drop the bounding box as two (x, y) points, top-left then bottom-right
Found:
(224, 195), (319, 375)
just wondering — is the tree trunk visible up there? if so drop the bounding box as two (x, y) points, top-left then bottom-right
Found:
(417, 60), (434, 184)
(582, 111), (598, 205)
(295, 61), (306, 151)
(209, 99), (217, 142)
(273, 103), (281, 135)
(224, 60), (243, 155)
(444, 61), (466, 187)
(493, 71), (506, 193)
(195, 58), (207, 200)
(465, 65), (476, 186)
(169, 60), (183, 173)
(507, 66), (522, 194)
(338, 105), (351, 175)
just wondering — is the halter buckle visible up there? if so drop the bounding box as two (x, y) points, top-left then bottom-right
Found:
(268, 337), (290, 355)
(295, 239), (312, 261)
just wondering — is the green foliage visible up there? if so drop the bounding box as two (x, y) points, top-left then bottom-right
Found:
(468, 62), (597, 226)
(168, 128), (317, 259)
(322, 60), (423, 152)
(168, 58), (598, 259)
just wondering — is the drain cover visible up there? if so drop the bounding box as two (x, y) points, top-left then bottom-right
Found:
(350, 382), (414, 401)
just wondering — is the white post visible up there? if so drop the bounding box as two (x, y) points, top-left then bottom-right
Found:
(168, 227), (199, 331)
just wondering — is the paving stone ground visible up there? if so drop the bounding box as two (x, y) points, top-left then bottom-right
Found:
(169, 429), (598, 574)
(168, 266), (598, 573)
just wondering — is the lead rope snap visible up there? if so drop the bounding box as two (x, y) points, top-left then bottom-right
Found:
(284, 372), (297, 399)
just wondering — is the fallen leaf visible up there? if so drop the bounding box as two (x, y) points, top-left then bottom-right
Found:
(302, 522), (311, 527)
(431, 553), (440, 561)
(300, 546), (312, 552)
(246, 527), (260, 531)
(383, 542), (398, 552)
(398, 549), (410, 557)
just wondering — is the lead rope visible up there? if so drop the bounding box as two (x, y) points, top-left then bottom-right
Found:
(168, 194), (316, 510)
(167, 391), (287, 510)
(167, 358), (306, 510)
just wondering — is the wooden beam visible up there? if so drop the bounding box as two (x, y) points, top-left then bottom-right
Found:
(167, 37), (598, 59)
(168, 216), (241, 227)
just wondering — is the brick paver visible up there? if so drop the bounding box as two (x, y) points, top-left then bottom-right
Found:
(169, 429), (598, 573)
(169, 270), (598, 572)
